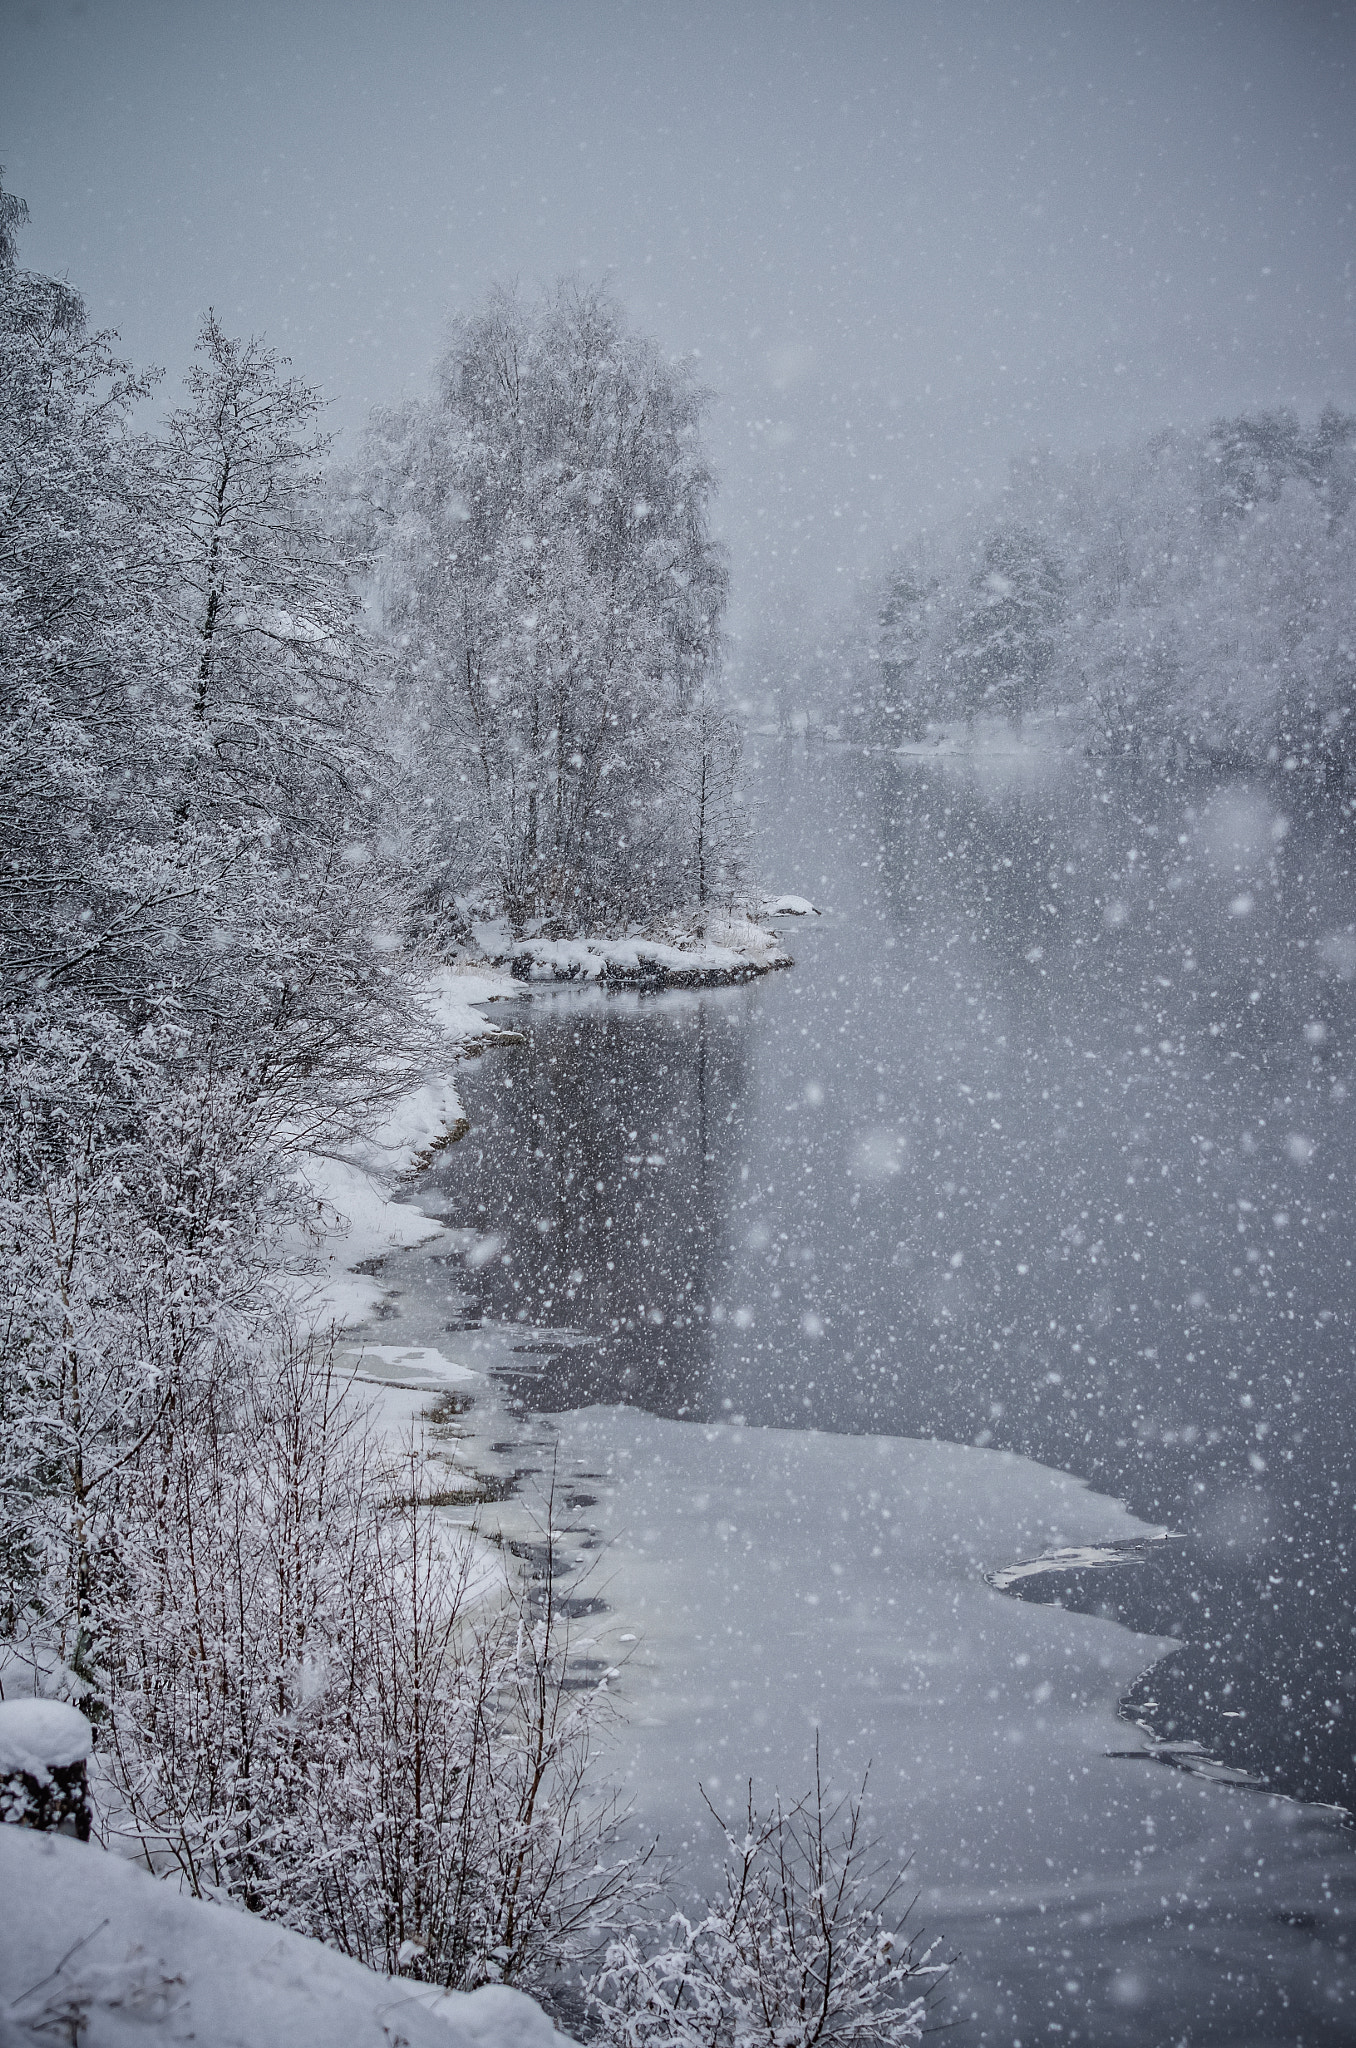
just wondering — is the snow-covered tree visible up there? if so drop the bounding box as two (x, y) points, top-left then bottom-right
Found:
(874, 570), (938, 743)
(950, 526), (1065, 732)
(0, 174), (184, 1674)
(352, 279), (731, 935)
(819, 405), (1356, 774)
(0, 192), (164, 1043)
(671, 689), (744, 910)
(0, 184), (417, 1712)
(156, 313), (419, 1137)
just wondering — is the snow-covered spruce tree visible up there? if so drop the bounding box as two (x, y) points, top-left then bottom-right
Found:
(0, 186), (168, 1057)
(0, 175), (215, 1685)
(156, 311), (422, 1139)
(591, 1757), (944, 2048)
(350, 279), (732, 938)
(0, 185), (414, 1709)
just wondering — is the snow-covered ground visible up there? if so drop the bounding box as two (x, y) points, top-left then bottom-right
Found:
(0, 1826), (562, 2048)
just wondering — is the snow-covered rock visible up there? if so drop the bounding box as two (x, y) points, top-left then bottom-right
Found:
(0, 1828), (563, 2048)
(0, 1699), (92, 1775)
(0, 1699), (94, 1838)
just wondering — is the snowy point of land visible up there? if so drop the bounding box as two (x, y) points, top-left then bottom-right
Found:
(473, 912), (793, 988)
(759, 892), (820, 916)
(0, 1827), (561, 2048)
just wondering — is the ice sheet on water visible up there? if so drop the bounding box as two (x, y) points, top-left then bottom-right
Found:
(988, 1534), (1171, 1590)
(1104, 1732), (1269, 1790)
(537, 1408), (1355, 2044)
(352, 1343), (480, 1387)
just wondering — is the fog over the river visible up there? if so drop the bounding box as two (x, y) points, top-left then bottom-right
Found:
(4, 0), (1353, 635)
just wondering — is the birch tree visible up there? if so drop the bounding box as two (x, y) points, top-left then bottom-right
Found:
(354, 279), (732, 935)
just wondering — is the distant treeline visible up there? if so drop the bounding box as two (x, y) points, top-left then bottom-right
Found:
(777, 408), (1356, 776)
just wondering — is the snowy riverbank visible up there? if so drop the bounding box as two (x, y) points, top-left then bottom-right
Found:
(283, 963), (524, 1326)
(0, 1825), (564, 2048)
(0, 953), (570, 2048)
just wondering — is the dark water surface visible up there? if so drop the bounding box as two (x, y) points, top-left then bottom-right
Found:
(425, 740), (1356, 1811)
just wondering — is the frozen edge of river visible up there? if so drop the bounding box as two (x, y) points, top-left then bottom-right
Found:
(343, 1339), (1356, 2043)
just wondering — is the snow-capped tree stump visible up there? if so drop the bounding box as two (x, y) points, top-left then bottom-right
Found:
(0, 1701), (93, 1842)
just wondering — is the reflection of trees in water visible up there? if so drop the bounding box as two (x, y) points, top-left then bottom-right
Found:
(873, 756), (1132, 982)
(432, 994), (754, 1414)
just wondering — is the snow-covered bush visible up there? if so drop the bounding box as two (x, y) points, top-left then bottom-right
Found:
(591, 1758), (944, 2048)
(301, 1465), (638, 1991)
(92, 1343), (634, 1993)
(0, 1061), (282, 1706)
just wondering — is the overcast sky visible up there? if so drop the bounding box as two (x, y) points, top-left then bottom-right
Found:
(5, 0), (1355, 636)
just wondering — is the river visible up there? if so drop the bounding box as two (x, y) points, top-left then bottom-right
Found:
(418, 736), (1356, 1815)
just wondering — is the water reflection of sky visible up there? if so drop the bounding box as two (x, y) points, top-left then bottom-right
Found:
(428, 742), (1356, 1808)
